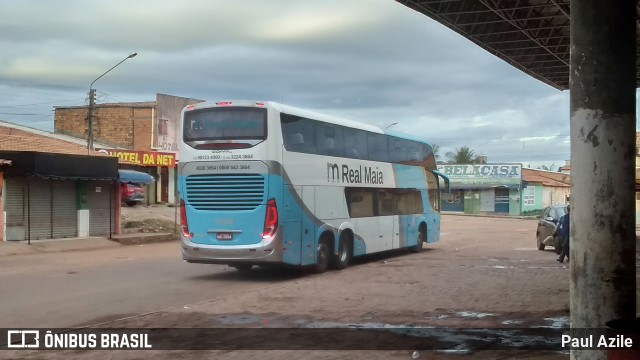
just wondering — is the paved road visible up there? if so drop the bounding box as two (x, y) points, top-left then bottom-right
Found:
(0, 241), (278, 328)
(2, 214), (585, 360)
(0, 214), (562, 330)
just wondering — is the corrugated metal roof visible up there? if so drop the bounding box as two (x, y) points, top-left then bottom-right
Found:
(0, 123), (108, 157)
(395, 0), (640, 90)
(522, 167), (570, 187)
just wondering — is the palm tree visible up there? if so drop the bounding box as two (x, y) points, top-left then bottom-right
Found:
(451, 146), (476, 164)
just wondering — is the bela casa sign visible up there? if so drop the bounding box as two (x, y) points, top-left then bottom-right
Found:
(438, 164), (522, 178)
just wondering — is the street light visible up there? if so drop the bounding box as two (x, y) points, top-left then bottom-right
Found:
(87, 52), (137, 151)
(385, 121), (399, 129)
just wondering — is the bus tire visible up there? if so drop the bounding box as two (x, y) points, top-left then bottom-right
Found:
(331, 232), (352, 270)
(410, 225), (426, 253)
(314, 238), (330, 273)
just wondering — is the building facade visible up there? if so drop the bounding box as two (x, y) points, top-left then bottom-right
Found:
(520, 168), (571, 214)
(0, 122), (120, 241)
(54, 93), (203, 205)
(438, 163), (523, 215)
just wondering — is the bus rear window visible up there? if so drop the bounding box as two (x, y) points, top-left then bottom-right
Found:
(183, 107), (267, 143)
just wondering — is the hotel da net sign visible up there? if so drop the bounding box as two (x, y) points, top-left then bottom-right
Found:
(97, 149), (176, 167)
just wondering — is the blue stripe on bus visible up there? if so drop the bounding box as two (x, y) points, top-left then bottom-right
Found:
(180, 168), (439, 266)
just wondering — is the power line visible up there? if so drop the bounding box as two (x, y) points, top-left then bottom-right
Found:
(0, 112), (50, 116)
(0, 98), (86, 108)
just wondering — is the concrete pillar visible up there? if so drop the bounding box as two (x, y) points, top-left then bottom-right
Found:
(0, 172), (4, 241)
(570, 0), (636, 358)
(113, 182), (121, 235)
(77, 181), (89, 237)
(168, 166), (175, 205)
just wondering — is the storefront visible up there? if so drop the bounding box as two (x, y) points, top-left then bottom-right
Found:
(0, 151), (119, 241)
(438, 163), (523, 216)
(97, 149), (176, 205)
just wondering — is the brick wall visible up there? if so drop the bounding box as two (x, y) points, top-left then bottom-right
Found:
(54, 106), (153, 150)
(54, 108), (88, 139)
(131, 108), (153, 151)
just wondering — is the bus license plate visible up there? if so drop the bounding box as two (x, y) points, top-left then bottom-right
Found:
(216, 233), (233, 240)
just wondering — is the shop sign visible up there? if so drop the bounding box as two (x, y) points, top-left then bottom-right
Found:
(437, 164), (522, 186)
(97, 149), (176, 167)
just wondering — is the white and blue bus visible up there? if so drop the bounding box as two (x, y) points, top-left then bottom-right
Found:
(178, 101), (449, 272)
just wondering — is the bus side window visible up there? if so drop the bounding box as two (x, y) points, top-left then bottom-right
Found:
(389, 138), (408, 163)
(282, 114), (316, 153)
(367, 133), (389, 162)
(343, 127), (368, 160)
(287, 133), (304, 145)
(346, 188), (374, 218)
(425, 171), (440, 212)
(316, 123), (343, 157)
(377, 190), (395, 216)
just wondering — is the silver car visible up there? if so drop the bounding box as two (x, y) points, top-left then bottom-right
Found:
(536, 204), (567, 254)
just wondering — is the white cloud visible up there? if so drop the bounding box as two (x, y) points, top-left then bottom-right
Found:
(0, 0), (601, 164)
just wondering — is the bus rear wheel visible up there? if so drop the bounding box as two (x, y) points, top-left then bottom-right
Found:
(314, 240), (330, 273)
(410, 226), (425, 253)
(331, 233), (352, 270)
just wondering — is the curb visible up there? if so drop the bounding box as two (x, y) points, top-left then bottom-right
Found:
(443, 212), (538, 220)
(111, 233), (177, 245)
(0, 234), (178, 257)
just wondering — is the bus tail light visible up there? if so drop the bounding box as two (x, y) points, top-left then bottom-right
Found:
(262, 199), (278, 239)
(180, 199), (191, 239)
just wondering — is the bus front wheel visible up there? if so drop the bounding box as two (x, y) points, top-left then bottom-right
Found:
(410, 226), (426, 253)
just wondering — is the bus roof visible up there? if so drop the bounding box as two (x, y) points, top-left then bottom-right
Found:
(190, 100), (432, 146)
(275, 102), (384, 134)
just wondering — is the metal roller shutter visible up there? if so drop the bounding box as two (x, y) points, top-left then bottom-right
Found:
(5, 178), (27, 241)
(28, 178), (52, 240)
(87, 181), (115, 237)
(52, 181), (78, 238)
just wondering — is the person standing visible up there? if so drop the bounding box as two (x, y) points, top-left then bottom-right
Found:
(554, 206), (570, 263)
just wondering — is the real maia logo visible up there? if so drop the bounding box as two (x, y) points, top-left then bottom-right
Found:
(327, 163), (383, 184)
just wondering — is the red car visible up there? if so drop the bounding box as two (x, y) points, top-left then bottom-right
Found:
(121, 183), (145, 207)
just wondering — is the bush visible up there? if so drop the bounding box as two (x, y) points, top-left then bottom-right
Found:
(521, 209), (542, 217)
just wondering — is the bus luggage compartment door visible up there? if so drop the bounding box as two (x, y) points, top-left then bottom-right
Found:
(281, 185), (303, 264)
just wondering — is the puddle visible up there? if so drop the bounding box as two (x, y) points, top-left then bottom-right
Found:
(501, 319), (524, 325)
(210, 315), (566, 351)
(540, 316), (569, 329)
(456, 311), (495, 318)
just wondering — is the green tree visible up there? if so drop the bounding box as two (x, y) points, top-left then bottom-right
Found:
(451, 146), (475, 164)
(445, 146), (486, 164)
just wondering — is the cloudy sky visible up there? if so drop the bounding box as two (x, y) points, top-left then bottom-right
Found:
(0, 0), (614, 169)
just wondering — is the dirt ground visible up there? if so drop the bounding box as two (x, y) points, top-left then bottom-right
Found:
(6, 213), (638, 360)
(120, 204), (179, 235)
(120, 204), (180, 224)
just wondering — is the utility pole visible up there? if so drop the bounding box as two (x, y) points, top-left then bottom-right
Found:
(87, 89), (96, 152)
(86, 52), (137, 151)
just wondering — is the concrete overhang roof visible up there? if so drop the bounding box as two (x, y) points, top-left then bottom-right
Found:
(395, 0), (640, 90)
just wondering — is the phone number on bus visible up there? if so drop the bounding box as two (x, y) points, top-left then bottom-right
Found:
(194, 164), (252, 171)
(194, 154), (254, 160)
